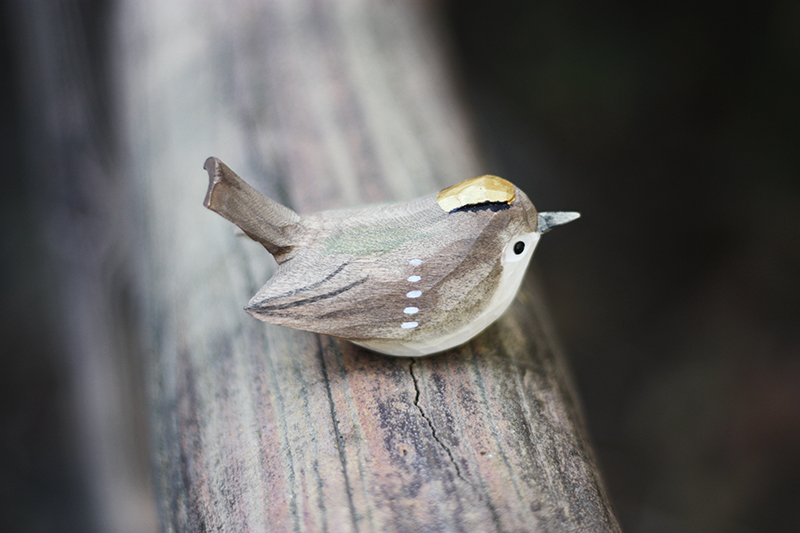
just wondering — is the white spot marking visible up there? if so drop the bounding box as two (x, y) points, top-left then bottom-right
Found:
(406, 290), (422, 298)
(409, 259), (422, 267)
(407, 275), (421, 283)
(401, 322), (419, 329)
(404, 307), (419, 315)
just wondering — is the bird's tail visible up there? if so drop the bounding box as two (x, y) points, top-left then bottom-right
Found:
(204, 157), (302, 262)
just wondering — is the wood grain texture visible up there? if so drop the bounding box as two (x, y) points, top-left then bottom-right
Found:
(113, 0), (621, 531)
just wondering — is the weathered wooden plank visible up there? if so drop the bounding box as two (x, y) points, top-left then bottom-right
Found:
(111, 1), (621, 532)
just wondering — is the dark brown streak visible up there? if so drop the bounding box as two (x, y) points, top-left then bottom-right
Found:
(253, 262), (351, 305)
(249, 277), (369, 312)
(316, 337), (360, 531)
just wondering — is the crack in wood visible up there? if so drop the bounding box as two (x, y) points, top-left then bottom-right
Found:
(408, 359), (481, 499)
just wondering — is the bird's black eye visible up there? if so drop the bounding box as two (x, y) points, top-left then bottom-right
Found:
(513, 241), (525, 255)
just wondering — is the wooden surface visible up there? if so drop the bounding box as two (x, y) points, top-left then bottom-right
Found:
(21, 0), (620, 531)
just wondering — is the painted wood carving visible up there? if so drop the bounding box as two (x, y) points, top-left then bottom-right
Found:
(203, 157), (579, 356)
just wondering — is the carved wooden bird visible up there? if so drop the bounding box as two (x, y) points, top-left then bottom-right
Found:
(204, 157), (578, 356)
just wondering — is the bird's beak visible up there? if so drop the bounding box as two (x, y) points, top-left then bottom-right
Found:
(537, 212), (580, 234)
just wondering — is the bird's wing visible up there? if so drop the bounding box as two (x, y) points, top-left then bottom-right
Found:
(245, 228), (505, 342)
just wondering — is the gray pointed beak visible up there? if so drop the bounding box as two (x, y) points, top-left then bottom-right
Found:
(537, 211), (580, 234)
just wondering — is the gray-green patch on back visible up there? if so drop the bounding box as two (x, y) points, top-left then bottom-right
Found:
(324, 225), (428, 256)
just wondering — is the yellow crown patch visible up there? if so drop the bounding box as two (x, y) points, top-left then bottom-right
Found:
(436, 175), (516, 212)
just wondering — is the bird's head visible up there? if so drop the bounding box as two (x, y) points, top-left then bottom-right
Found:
(435, 175), (578, 272)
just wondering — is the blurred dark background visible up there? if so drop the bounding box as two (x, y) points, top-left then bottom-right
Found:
(447, 1), (800, 531)
(0, 5), (93, 533)
(1, 1), (798, 532)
